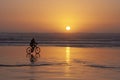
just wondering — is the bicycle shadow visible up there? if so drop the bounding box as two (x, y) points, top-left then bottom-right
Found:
(26, 53), (41, 64)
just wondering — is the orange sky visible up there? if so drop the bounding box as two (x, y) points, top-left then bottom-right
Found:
(0, 0), (120, 33)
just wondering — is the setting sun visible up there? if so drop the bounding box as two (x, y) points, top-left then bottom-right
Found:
(66, 26), (71, 31)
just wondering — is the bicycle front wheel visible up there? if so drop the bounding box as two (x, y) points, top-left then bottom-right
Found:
(35, 47), (41, 54)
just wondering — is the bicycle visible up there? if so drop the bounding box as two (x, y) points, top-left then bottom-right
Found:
(26, 44), (41, 63)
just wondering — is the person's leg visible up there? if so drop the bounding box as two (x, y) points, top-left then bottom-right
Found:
(31, 46), (34, 52)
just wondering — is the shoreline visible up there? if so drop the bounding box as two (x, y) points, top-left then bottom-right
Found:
(0, 44), (120, 48)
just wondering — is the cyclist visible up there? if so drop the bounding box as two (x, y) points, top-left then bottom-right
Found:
(30, 38), (37, 53)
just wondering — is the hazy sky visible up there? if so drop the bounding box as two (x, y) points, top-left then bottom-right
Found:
(0, 0), (120, 33)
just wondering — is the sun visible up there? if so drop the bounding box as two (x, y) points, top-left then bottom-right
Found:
(66, 26), (71, 31)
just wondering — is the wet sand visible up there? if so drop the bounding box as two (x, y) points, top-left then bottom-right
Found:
(0, 46), (120, 80)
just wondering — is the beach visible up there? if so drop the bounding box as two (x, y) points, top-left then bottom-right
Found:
(1, 0), (120, 79)
(0, 46), (120, 80)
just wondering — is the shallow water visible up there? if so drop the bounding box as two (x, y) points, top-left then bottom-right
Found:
(0, 46), (120, 80)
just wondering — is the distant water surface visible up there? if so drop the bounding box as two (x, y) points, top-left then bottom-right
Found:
(0, 33), (120, 47)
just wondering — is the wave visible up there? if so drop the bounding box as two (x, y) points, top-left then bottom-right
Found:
(73, 59), (120, 70)
(0, 64), (52, 67)
(86, 64), (120, 69)
(0, 60), (120, 70)
(0, 41), (120, 47)
(0, 62), (67, 67)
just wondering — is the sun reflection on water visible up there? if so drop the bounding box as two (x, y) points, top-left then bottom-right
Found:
(66, 47), (70, 64)
(65, 47), (71, 77)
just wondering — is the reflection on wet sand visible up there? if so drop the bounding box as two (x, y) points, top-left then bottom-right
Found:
(66, 47), (70, 64)
(0, 46), (120, 80)
(65, 47), (71, 77)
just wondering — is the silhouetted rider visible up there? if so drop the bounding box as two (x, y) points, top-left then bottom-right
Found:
(30, 38), (37, 52)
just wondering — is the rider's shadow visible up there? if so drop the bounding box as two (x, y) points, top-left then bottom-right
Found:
(27, 54), (41, 64)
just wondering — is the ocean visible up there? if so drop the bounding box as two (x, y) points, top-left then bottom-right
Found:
(0, 33), (120, 47)
(0, 33), (120, 80)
